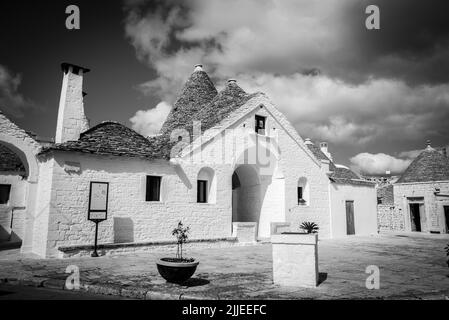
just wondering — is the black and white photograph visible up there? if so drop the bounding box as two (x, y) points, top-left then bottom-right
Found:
(0, 0), (448, 312)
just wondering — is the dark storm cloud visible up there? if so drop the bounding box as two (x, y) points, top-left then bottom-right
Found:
(125, 0), (449, 174)
(340, 0), (449, 84)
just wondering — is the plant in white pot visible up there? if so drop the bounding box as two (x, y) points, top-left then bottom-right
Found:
(156, 221), (199, 284)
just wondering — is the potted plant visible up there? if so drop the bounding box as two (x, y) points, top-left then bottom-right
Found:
(299, 221), (319, 234)
(156, 221), (199, 284)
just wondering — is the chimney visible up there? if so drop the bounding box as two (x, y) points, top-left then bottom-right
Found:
(320, 142), (333, 161)
(304, 138), (313, 145)
(194, 64), (203, 72)
(55, 63), (90, 143)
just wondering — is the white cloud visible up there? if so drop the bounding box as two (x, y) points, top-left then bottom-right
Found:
(124, 0), (449, 156)
(237, 73), (449, 145)
(0, 65), (34, 117)
(398, 149), (423, 159)
(350, 152), (412, 175)
(129, 101), (171, 137)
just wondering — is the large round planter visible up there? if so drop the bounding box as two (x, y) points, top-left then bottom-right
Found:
(156, 258), (199, 284)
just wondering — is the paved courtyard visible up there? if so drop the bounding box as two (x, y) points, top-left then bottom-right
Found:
(0, 232), (448, 299)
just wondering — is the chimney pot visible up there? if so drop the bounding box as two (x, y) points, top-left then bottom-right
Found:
(61, 62), (90, 75)
(304, 138), (313, 145)
(320, 141), (333, 161)
(194, 64), (203, 72)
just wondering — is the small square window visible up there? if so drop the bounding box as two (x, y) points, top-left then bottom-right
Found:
(0, 184), (11, 205)
(197, 180), (208, 203)
(255, 115), (266, 135)
(146, 176), (161, 201)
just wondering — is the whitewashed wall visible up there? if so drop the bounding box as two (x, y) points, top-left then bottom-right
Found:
(330, 183), (378, 237)
(191, 100), (331, 238)
(37, 152), (232, 257)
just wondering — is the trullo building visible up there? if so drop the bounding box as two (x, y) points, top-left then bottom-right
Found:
(0, 63), (377, 258)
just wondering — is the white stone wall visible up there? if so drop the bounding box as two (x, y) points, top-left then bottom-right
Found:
(39, 152), (232, 257)
(185, 100), (332, 238)
(272, 233), (319, 287)
(394, 181), (449, 233)
(31, 158), (54, 257)
(330, 183), (378, 237)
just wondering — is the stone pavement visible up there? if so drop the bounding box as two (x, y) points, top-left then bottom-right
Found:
(0, 232), (448, 300)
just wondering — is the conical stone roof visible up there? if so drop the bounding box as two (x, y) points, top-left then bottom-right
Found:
(396, 146), (449, 183)
(160, 68), (218, 135)
(192, 80), (256, 133)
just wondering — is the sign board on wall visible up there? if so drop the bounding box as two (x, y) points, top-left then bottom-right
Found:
(88, 182), (109, 221)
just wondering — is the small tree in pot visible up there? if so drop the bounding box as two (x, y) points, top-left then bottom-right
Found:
(156, 221), (199, 284)
(172, 221), (191, 261)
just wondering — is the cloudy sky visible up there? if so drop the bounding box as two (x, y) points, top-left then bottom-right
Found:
(1, 0), (449, 175)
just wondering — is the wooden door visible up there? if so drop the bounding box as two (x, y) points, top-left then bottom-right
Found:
(345, 201), (355, 235)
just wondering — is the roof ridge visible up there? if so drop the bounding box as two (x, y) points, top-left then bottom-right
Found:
(80, 121), (128, 138)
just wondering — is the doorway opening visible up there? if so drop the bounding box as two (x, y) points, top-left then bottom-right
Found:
(232, 165), (262, 225)
(409, 203), (423, 232)
(345, 200), (355, 235)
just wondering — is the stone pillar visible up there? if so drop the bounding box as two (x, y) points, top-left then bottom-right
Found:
(55, 63), (90, 143)
(232, 222), (257, 243)
(271, 233), (319, 287)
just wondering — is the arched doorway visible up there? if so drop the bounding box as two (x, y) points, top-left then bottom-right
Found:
(0, 113), (41, 252)
(232, 164), (262, 224)
(0, 143), (29, 245)
(232, 163), (285, 239)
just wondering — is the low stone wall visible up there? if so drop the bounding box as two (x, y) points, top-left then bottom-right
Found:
(58, 237), (242, 258)
(377, 204), (405, 232)
(270, 222), (291, 235)
(272, 233), (319, 287)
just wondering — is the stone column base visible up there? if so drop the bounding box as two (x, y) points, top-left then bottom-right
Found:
(271, 233), (318, 287)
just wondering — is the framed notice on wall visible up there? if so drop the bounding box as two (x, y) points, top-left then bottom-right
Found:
(88, 181), (109, 221)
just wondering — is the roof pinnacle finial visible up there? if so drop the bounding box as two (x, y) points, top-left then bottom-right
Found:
(425, 139), (436, 151)
(304, 138), (313, 145)
(194, 64), (203, 72)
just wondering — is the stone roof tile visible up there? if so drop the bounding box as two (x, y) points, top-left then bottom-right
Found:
(39, 122), (174, 160)
(396, 147), (449, 183)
